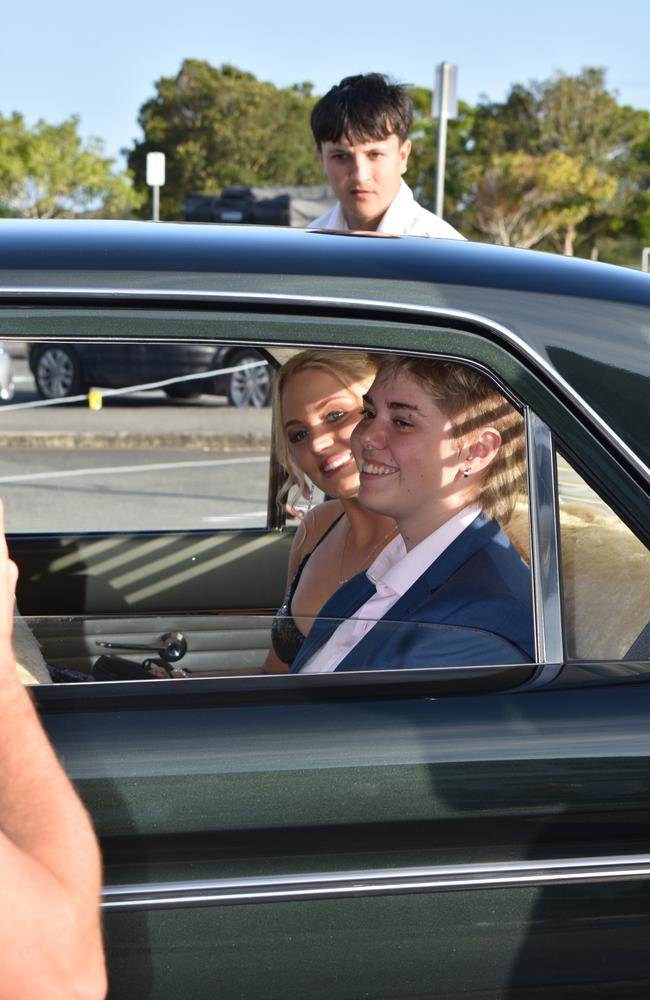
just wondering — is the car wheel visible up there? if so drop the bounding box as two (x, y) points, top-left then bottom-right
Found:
(227, 350), (271, 408)
(164, 385), (202, 402)
(33, 346), (84, 399)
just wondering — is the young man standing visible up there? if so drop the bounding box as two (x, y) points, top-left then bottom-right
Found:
(309, 73), (464, 239)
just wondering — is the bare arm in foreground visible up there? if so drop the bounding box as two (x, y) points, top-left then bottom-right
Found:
(0, 505), (107, 1000)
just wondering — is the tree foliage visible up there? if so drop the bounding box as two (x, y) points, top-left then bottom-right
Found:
(0, 113), (138, 219)
(407, 68), (650, 259)
(128, 61), (323, 218)
(469, 150), (616, 251)
(530, 69), (650, 255)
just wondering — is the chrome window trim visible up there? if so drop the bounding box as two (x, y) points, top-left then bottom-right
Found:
(525, 410), (564, 682)
(1, 286), (647, 485)
(102, 854), (650, 912)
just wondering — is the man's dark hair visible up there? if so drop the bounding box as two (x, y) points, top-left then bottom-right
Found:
(311, 73), (413, 147)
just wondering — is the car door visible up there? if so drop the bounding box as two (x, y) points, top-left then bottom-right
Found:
(80, 340), (147, 388)
(4, 299), (650, 999)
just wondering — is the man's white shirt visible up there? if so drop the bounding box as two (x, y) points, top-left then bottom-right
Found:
(298, 504), (481, 674)
(308, 180), (464, 240)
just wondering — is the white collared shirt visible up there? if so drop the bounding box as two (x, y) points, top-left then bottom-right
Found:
(298, 505), (481, 673)
(308, 180), (465, 240)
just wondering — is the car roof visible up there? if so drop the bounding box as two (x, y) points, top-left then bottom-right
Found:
(0, 219), (648, 476)
(0, 218), (648, 302)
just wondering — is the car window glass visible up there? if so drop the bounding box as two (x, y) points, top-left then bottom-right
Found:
(3, 334), (535, 686)
(17, 613), (534, 690)
(556, 453), (650, 661)
(0, 340), (272, 533)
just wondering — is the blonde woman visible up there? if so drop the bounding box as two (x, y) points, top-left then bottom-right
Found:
(263, 351), (397, 673)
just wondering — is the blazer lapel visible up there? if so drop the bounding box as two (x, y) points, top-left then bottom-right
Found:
(290, 571), (376, 673)
(334, 514), (499, 672)
(398, 513), (499, 616)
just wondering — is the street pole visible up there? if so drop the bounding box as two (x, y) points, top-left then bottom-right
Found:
(433, 63), (458, 220)
(146, 152), (166, 223)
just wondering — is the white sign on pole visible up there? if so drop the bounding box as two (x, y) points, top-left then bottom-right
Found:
(432, 63), (458, 121)
(146, 152), (166, 187)
(432, 63), (458, 219)
(146, 152), (166, 222)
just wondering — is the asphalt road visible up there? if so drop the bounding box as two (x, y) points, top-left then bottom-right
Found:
(0, 447), (271, 533)
(0, 356), (275, 533)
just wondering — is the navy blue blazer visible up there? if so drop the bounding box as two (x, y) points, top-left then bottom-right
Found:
(290, 513), (534, 673)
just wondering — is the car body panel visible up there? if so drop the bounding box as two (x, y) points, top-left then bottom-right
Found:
(40, 677), (650, 998)
(0, 220), (649, 998)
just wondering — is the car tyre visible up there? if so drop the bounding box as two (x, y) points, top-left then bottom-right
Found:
(163, 384), (202, 402)
(227, 350), (271, 408)
(32, 346), (84, 399)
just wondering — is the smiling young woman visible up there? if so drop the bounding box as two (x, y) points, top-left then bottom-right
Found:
(262, 350), (397, 673)
(353, 360), (518, 549)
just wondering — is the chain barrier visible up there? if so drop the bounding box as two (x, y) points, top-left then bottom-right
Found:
(0, 360), (269, 414)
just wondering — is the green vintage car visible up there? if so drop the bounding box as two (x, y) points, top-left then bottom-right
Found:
(1, 219), (649, 999)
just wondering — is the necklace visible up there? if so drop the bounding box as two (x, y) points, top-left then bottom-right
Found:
(339, 524), (398, 584)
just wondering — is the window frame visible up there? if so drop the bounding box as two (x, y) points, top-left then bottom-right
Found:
(0, 292), (637, 701)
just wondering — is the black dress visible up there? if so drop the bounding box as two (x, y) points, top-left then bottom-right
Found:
(270, 514), (344, 667)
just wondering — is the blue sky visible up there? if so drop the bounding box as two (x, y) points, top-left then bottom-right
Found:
(1, 0), (648, 168)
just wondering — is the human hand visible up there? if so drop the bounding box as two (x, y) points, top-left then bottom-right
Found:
(286, 483), (314, 520)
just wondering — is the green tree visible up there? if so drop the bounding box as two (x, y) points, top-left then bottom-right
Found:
(127, 61), (323, 219)
(534, 69), (650, 256)
(0, 113), (138, 218)
(460, 69), (650, 257)
(469, 150), (616, 250)
(406, 68), (650, 258)
(636, 132), (650, 248)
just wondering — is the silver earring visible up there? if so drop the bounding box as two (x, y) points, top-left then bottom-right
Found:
(463, 468), (470, 478)
(306, 482), (314, 510)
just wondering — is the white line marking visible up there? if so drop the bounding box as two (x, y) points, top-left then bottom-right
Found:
(201, 511), (267, 523)
(0, 455), (268, 484)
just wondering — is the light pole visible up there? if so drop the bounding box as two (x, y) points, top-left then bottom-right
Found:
(432, 63), (458, 219)
(146, 152), (166, 222)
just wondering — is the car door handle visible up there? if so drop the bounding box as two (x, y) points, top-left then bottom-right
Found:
(95, 631), (187, 663)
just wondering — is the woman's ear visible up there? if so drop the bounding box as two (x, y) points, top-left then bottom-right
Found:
(463, 428), (502, 474)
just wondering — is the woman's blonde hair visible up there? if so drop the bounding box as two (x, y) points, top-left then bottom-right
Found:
(273, 350), (378, 503)
(373, 356), (526, 524)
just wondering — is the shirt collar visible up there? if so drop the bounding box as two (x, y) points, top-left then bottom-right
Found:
(376, 180), (412, 234)
(367, 504), (482, 597)
(330, 201), (350, 230)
